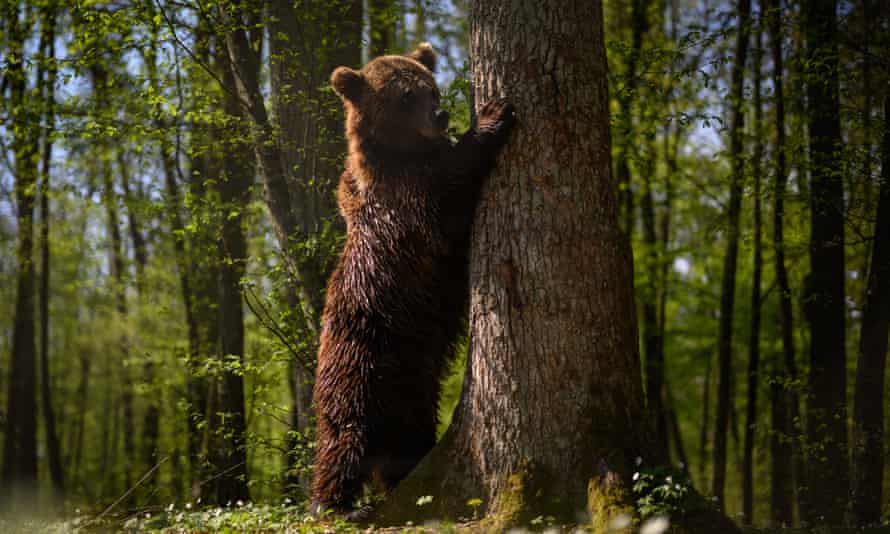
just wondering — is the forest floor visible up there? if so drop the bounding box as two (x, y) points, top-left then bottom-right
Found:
(3, 505), (890, 534)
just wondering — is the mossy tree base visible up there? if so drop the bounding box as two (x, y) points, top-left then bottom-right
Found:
(373, 437), (739, 533)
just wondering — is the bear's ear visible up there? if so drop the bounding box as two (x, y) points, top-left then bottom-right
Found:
(408, 42), (437, 72)
(331, 67), (364, 102)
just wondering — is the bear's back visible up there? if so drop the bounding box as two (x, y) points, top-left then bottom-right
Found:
(327, 169), (466, 339)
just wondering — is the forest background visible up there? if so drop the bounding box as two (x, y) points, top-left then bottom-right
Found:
(1, 0), (889, 530)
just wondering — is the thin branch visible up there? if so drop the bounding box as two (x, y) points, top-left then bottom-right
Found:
(242, 285), (315, 372)
(152, 0), (233, 100)
(94, 456), (170, 522)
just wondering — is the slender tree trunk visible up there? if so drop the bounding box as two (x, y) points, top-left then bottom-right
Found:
(665, 383), (689, 472)
(850, 81), (890, 527)
(742, 14), (764, 525)
(712, 0), (751, 507)
(377, 3), (738, 531)
(120, 151), (158, 476)
(855, 0), (875, 288)
(660, 1), (685, 472)
(412, 0), (426, 45)
(636, 3), (662, 452)
(37, 4), (64, 499)
(69, 353), (90, 490)
(222, 7), (327, 330)
(699, 350), (713, 489)
(640, 108), (667, 460)
(802, 0), (848, 523)
(765, 0), (797, 525)
(265, 0), (362, 491)
(93, 64), (135, 491)
(369, 0), (396, 57)
(119, 154), (147, 291)
(185, 145), (222, 502)
(614, 0), (647, 237)
(641, 183), (667, 460)
(211, 33), (254, 506)
(2, 2), (39, 498)
(144, 18), (205, 496)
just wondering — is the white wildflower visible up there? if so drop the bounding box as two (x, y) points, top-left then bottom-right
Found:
(640, 516), (670, 534)
(608, 512), (632, 531)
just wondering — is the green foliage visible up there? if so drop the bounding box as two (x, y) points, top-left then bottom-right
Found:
(436, 336), (468, 439)
(632, 466), (703, 519)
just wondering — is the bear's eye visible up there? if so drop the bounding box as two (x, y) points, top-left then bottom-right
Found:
(400, 90), (413, 106)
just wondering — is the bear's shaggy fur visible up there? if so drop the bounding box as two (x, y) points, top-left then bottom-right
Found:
(310, 43), (514, 516)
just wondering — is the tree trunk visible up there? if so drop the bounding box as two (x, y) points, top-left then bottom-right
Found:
(850, 80), (890, 527)
(265, 0), (362, 492)
(614, 0), (648, 237)
(802, 0), (848, 524)
(712, 0), (751, 507)
(2, 1), (40, 498)
(37, 3), (64, 499)
(660, 1), (685, 472)
(144, 15), (209, 496)
(699, 350), (713, 489)
(184, 124), (222, 502)
(120, 151), (158, 477)
(369, 0), (396, 57)
(765, 0), (798, 525)
(639, 29), (668, 458)
(119, 153), (148, 292)
(412, 0), (426, 45)
(742, 13), (764, 525)
(211, 32), (254, 506)
(377, 2), (738, 531)
(93, 64), (135, 491)
(222, 5), (327, 326)
(69, 353), (90, 490)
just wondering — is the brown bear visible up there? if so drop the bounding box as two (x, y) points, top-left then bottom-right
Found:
(310, 43), (514, 518)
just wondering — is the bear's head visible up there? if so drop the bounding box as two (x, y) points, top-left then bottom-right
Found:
(331, 43), (448, 152)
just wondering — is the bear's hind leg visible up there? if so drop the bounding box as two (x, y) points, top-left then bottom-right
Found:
(310, 420), (370, 516)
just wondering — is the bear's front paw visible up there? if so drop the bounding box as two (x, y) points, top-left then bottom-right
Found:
(476, 98), (516, 141)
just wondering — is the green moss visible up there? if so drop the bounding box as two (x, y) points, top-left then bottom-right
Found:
(587, 473), (635, 533)
(484, 472), (526, 530)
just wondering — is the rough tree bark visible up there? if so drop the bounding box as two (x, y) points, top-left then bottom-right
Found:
(802, 0), (848, 524)
(376, 2), (738, 531)
(850, 75), (890, 526)
(765, 0), (798, 525)
(742, 12), (764, 525)
(712, 0), (751, 507)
